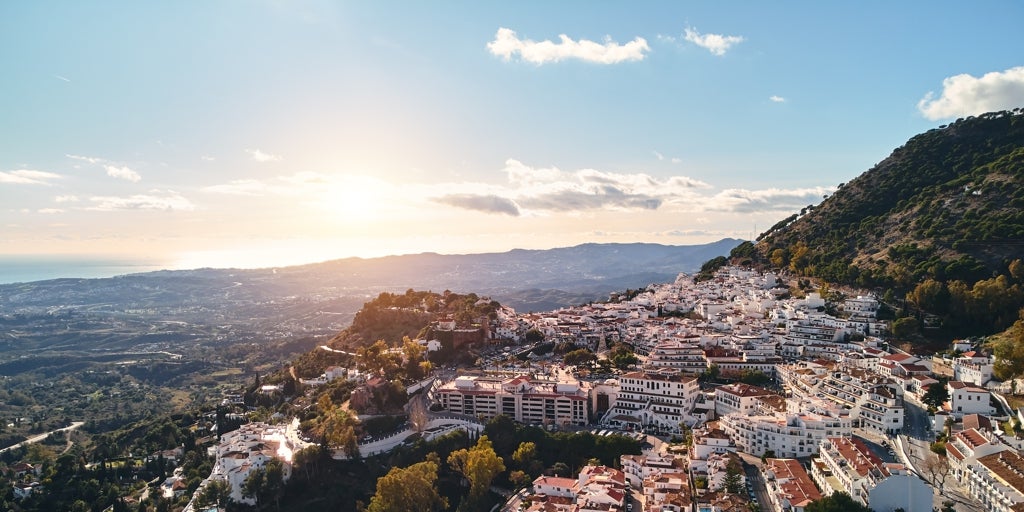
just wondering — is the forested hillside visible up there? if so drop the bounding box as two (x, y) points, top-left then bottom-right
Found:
(750, 109), (1024, 338)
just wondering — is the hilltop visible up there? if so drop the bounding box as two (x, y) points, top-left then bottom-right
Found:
(749, 109), (1024, 338)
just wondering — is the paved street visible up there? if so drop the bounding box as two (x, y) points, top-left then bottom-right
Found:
(901, 397), (984, 512)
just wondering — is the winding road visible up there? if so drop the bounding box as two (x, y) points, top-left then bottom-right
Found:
(0, 421), (85, 454)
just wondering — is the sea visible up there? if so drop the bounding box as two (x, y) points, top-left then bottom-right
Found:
(0, 256), (170, 285)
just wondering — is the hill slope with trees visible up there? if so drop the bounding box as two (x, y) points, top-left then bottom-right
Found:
(750, 109), (1024, 339)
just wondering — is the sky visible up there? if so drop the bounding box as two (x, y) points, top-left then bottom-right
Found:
(2, 1), (1024, 271)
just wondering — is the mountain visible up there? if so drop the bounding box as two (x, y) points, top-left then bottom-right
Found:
(0, 239), (740, 360)
(749, 109), (1024, 337)
(754, 109), (1024, 289)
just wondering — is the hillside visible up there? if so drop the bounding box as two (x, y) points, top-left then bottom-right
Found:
(752, 109), (1024, 336)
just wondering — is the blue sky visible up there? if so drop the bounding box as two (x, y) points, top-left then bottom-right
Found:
(2, 1), (1023, 270)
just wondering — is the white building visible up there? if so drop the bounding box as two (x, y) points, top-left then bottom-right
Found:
(963, 450), (1024, 512)
(714, 383), (775, 418)
(954, 351), (995, 387)
(208, 422), (296, 506)
(811, 436), (932, 512)
(720, 410), (852, 458)
(604, 369), (700, 433)
(434, 374), (589, 426)
(948, 381), (994, 419)
(763, 458), (822, 512)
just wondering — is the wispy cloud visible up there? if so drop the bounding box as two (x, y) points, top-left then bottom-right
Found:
(66, 154), (143, 181)
(653, 151), (665, 161)
(104, 165), (142, 182)
(769, 95), (786, 103)
(917, 66), (1024, 120)
(201, 179), (270, 196)
(434, 194), (521, 216)
(66, 154), (102, 164)
(55, 195), (79, 203)
(487, 27), (649, 65)
(247, 148), (282, 162)
(87, 190), (195, 211)
(37, 208), (65, 214)
(681, 27), (744, 56)
(0, 169), (62, 185)
(705, 187), (832, 213)
(201, 155), (216, 162)
(54, 75), (71, 82)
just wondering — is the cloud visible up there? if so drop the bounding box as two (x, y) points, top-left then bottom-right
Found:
(55, 195), (79, 203)
(37, 208), (64, 214)
(434, 159), (711, 216)
(87, 190), (195, 211)
(769, 95), (786, 103)
(201, 155), (216, 162)
(66, 154), (102, 164)
(54, 75), (71, 82)
(247, 148), (282, 162)
(653, 151), (665, 161)
(917, 66), (1024, 120)
(433, 194), (521, 216)
(682, 27), (744, 56)
(487, 27), (649, 65)
(706, 187), (833, 213)
(104, 165), (142, 182)
(201, 179), (270, 196)
(0, 169), (62, 185)
(671, 157), (682, 164)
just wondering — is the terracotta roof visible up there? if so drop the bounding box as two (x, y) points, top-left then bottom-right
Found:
(977, 451), (1024, 496)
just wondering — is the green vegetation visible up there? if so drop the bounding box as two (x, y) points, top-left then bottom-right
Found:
(746, 110), (1024, 341)
(805, 492), (872, 512)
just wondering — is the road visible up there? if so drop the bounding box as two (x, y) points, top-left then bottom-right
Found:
(739, 453), (771, 509)
(0, 421), (85, 454)
(901, 397), (983, 512)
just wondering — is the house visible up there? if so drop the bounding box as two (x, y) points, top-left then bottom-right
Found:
(763, 458), (822, 512)
(947, 381), (994, 419)
(963, 450), (1024, 512)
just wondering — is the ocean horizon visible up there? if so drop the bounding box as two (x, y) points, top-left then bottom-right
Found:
(0, 256), (172, 285)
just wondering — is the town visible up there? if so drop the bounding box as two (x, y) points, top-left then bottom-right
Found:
(117, 265), (1021, 512)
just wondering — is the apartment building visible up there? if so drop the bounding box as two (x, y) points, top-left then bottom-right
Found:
(954, 351), (995, 387)
(720, 410), (852, 458)
(434, 374), (589, 426)
(963, 451), (1024, 512)
(812, 436), (932, 512)
(714, 383), (776, 418)
(604, 369), (700, 433)
(644, 340), (708, 375)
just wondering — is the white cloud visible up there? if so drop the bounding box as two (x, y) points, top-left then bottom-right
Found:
(37, 208), (64, 214)
(87, 190), (195, 211)
(917, 66), (1024, 120)
(433, 159), (711, 216)
(201, 155), (216, 162)
(769, 95), (786, 103)
(683, 27), (744, 56)
(54, 75), (71, 82)
(705, 187), (833, 213)
(487, 27), (649, 65)
(66, 154), (102, 164)
(0, 169), (62, 185)
(55, 195), (79, 203)
(104, 165), (142, 182)
(671, 157), (682, 164)
(247, 148), (282, 162)
(653, 151), (665, 161)
(201, 179), (270, 196)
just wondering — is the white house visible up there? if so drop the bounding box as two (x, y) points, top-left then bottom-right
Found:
(948, 381), (994, 419)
